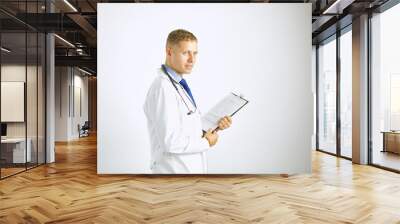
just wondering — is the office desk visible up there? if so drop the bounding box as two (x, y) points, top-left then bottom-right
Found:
(1, 138), (32, 164)
(382, 131), (400, 154)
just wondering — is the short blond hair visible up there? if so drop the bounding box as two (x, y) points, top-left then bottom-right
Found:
(166, 29), (197, 47)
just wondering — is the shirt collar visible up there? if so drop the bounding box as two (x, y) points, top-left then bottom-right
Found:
(163, 64), (182, 83)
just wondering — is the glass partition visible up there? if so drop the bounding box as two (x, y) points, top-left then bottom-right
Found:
(0, 31), (28, 177)
(0, 1), (46, 179)
(27, 31), (38, 169)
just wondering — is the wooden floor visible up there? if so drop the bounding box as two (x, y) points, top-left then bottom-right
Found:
(1, 135), (400, 223)
(0, 167), (26, 178)
(373, 151), (400, 171)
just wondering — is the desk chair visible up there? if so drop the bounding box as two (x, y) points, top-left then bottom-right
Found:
(78, 121), (90, 138)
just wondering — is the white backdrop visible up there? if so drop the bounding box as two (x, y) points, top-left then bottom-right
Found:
(98, 3), (312, 174)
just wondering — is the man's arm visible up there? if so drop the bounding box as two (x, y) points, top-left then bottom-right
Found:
(153, 82), (216, 154)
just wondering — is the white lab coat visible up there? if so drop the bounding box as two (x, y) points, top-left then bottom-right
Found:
(143, 68), (210, 174)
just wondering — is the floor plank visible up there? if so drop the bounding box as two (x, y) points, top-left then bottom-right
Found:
(1, 134), (400, 223)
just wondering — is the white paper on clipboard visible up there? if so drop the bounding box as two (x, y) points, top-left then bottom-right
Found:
(201, 93), (249, 131)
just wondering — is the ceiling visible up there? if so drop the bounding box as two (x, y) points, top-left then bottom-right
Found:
(0, 0), (393, 75)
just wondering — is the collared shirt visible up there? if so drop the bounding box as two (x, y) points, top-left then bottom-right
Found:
(163, 64), (182, 83)
(162, 64), (197, 108)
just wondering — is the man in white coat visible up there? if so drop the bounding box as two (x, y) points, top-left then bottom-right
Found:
(143, 29), (232, 174)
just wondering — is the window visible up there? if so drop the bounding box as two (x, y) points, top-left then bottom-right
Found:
(340, 29), (352, 158)
(371, 3), (400, 171)
(318, 37), (337, 154)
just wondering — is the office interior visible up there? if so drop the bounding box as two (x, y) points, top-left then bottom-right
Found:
(1, 0), (400, 222)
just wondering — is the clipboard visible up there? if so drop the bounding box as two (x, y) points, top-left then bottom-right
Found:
(201, 92), (249, 132)
(230, 93), (249, 116)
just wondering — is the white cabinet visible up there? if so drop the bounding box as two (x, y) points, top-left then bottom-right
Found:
(1, 138), (32, 163)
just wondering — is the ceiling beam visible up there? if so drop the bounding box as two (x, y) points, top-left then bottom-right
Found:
(55, 55), (96, 69)
(67, 13), (97, 46)
(322, 0), (356, 14)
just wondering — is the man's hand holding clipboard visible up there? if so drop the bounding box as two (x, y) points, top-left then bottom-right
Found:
(202, 93), (249, 133)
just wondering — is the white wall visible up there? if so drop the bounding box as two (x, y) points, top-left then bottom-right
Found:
(55, 67), (89, 141)
(1, 64), (25, 124)
(72, 72), (89, 138)
(98, 3), (312, 174)
(55, 67), (69, 141)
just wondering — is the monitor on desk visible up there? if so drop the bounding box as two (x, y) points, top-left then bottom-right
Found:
(1, 123), (7, 138)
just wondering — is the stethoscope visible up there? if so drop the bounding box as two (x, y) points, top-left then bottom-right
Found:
(161, 64), (197, 115)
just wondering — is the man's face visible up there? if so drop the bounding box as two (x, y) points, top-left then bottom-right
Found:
(167, 40), (198, 75)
